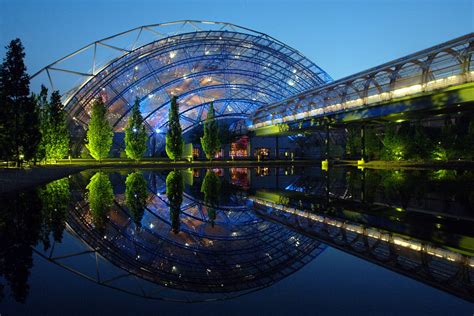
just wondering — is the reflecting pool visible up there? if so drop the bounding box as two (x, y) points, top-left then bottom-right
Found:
(1, 166), (473, 315)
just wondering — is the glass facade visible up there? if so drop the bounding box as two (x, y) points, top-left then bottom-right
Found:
(31, 21), (332, 150)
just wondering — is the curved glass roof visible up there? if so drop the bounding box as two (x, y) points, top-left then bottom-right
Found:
(31, 20), (332, 140)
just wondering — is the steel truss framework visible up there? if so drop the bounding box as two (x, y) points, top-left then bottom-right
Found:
(32, 171), (326, 302)
(251, 33), (474, 129)
(252, 199), (474, 303)
(30, 20), (331, 144)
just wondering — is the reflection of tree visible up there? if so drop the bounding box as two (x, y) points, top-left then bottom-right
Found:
(38, 178), (70, 249)
(201, 170), (221, 226)
(87, 172), (114, 231)
(0, 189), (42, 303)
(166, 170), (183, 233)
(125, 171), (148, 228)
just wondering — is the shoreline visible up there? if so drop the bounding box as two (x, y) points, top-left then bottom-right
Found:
(1, 159), (473, 194)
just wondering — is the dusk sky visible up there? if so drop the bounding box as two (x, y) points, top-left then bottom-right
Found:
(1, 0), (472, 91)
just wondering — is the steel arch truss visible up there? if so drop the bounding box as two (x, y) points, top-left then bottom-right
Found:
(30, 20), (332, 144)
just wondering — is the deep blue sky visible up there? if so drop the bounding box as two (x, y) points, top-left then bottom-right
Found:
(1, 0), (472, 90)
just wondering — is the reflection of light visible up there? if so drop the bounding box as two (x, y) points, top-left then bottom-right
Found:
(148, 94), (154, 99)
(169, 51), (176, 58)
(250, 197), (469, 264)
(149, 223), (154, 229)
(287, 80), (295, 86)
(134, 66), (139, 71)
(155, 128), (161, 133)
(133, 128), (137, 132)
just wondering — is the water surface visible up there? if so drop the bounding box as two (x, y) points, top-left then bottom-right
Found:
(1, 166), (473, 315)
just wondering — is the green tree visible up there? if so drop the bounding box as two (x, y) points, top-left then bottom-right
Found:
(125, 171), (148, 227)
(166, 170), (183, 233)
(42, 91), (70, 162)
(381, 124), (407, 161)
(87, 172), (114, 231)
(345, 126), (361, 158)
(365, 127), (381, 160)
(85, 98), (113, 162)
(165, 96), (183, 161)
(0, 188), (43, 302)
(200, 170), (221, 226)
(35, 85), (49, 162)
(201, 102), (221, 160)
(0, 38), (40, 165)
(38, 177), (70, 249)
(124, 98), (148, 161)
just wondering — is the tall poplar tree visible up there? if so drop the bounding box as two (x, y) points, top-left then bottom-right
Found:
(36, 85), (49, 162)
(166, 170), (183, 233)
(86, 98), (113, 162)
(165, 96), (183, 161)
(124, 98), (148, 161)
(125, 171), (148, 228)
(0, 38), (40, 165)
(201, 102), (220, 160)
(44, 91), (70, 161)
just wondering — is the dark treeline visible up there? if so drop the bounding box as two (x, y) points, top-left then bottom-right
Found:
(0, 39), (69, 166)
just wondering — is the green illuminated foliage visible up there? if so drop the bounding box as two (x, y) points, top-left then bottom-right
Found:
(381, 124), (406, 161)
(125, 171), (148, 227)
(124, 98), (148, 161)
(200, 170), (221, 226)
(201, 102), (221, 160)
(38, 178), (70, 248)
(39, 90), (70, 161)
(87, 172), (114, 230)
(85, 99), (113, 162)
(345, 126), (361, 158)
(165, 96), (183, 161)
(166, 170), (183, 233)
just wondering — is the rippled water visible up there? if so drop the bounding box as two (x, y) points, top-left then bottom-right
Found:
(1, 166), (473, 315)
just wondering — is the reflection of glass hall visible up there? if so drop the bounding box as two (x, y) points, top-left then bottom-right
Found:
(61, 172), (326, 300)
(31, 21), (331, 151)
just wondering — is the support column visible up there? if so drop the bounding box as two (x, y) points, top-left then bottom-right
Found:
(275, 136), (279, 160)
(361, 125), (366, 162)
(325, 124), (330, 160)
(361, 167), (366, 203)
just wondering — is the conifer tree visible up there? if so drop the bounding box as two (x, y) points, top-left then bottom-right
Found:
(45, 91), (69, 161)
(165, 96), (183, 161)
(124, 98), (148, 161)
(166, 170), (183, 233)
(0, 38), (40, 165)
(201, 102), (220, 160)
(87, 172), (114, 231)
(86, 98), (113, 162)
(125, 171), (148, 228)
(36, 85), (49, 162)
